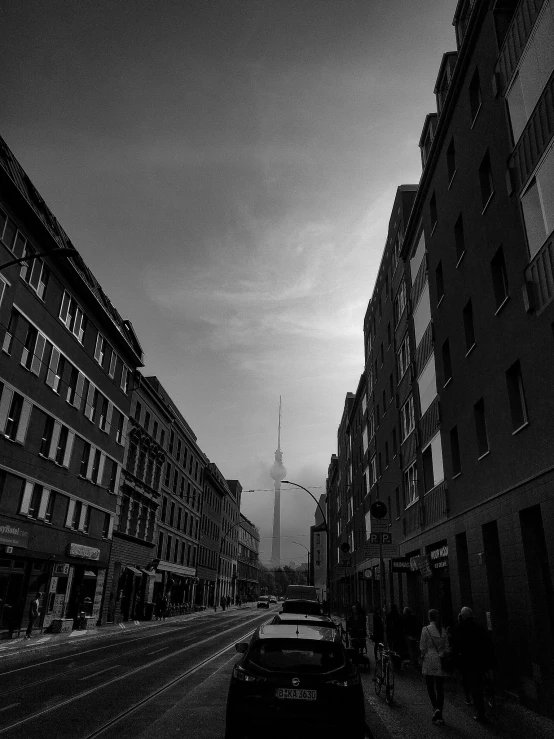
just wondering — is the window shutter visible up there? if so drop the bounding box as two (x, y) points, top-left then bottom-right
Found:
(49, 422), (62, 460)
(38, 488), (51, 519)
(86, 446), (95, 479)
(15, 400), (33, 443)
(105, 402), (113, 433)
(97, 453), (106, 485)
(46, 346), (61, 389)
(31, 333), (47, 375)
(0, 385), (14, 434)
(85, 382), (95, 419)
(66, 499), (76, 527)
(78, 504), (87, 531)
(74, 372), (85, 409)
(20, 481), (34, 514)
(63, 431), (75, 468)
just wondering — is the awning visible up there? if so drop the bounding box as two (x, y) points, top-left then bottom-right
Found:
(156, 561), (195, 576)
(125, 566), (143, 576)
(139, 568), (158, 578)
(83, 570), (97, 578)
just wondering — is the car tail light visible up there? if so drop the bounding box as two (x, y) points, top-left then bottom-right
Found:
(326, 672), (360, 687)
(233, 664), (267, 683)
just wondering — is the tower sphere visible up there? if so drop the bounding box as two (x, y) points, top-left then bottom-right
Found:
(270, 459), (287, 481)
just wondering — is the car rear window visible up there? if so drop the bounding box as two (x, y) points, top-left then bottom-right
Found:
(282, 600), (321, 615)
(247, 639), (345, 673)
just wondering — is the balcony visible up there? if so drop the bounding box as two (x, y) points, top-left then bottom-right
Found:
(422, 481), (448, 527)
(525, 234), (554, 314)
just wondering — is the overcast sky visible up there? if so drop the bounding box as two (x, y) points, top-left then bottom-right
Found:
(2, 0), (458, 566)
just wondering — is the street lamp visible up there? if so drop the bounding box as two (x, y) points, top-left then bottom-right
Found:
(292, 541), (310, 585)
(281, 481), (330, 609)
(0, 247), (75, 272)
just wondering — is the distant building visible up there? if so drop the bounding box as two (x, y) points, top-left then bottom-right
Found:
(237, 513), (260, 602)
(310, 493), (327, 601)
(197, 461), (226, 608)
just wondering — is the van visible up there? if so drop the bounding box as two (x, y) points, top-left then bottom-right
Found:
(283, 585), (318, 602)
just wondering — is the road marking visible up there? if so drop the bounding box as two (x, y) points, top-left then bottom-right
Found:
(147, 647), (170, 655)
(79, 665), (120, 681)
(0, 611), (267, 735)
(0, 703), (20, 713)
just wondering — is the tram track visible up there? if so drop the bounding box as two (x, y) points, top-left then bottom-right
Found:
(0, 610), (265, 737)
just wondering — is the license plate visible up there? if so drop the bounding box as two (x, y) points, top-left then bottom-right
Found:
(276, 688), (317, 701)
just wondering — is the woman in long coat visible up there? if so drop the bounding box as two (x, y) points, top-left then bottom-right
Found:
(420, 609), (449, 725)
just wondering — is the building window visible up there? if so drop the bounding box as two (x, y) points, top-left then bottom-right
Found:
(66, 366), (85, 409)
(394, 281), (407, 325)
(410, 231), (426, 280)
(417, 355), (437, 416)
(422, 433), (444, 493)
(450, 426), (462, 476)
(387, 322), (392, 347)
(80, 442), (91, 477)
(44, 491), (55, 523)
(55, 426), (69, 465)
(116, 413), (124, 444)
(491, 247), (509, 310)
(134, 401), (142, 423)
(392, 427), (397, 457)
(107, 459), (118, 492)
(454, 214), (465, 263)
(59, 291), (86, 343)
(120, 364), (130, 393)
(397, 335), (410, 379)
(91, 448), (102, 483)
(94, 333), (107, 366)
(413, 283), (431, 347)
(478, 151), (494, 211)
(446, 137), (456, 183)
(474, 398), (489, 457)
(5, 392), (23, 441)
(98, 396), (109, 431)
(430, 192), (438, 231)
(506, 1), (554, 143)
(403, 462), (418, 507)
(40, 416), (54, 457)
(506, 360), (528, 431)
(20, 245), (49, 299)
(71, 501), (82, 530)
(469, 68), (482, 123)
(521, 143), (554, 260)
(2, 309), (19, 354)
(157, 532), (164, 559)
(463, 299), (476, 353)
(21, 325), (47, 375)
(370, 456), (377, 487)
(400, 396), (415, 441)
(442, 339), (452, 385)
(108, 350), (117, 378)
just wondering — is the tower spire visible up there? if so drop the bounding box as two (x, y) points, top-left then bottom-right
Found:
(270, 397), (286, 568)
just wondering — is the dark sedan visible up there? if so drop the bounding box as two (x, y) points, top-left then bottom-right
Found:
(225, 623), (366, 739)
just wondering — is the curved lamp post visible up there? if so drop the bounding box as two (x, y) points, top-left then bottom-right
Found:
(0, 247), (74, 272)
(281, 480), (330, 608)
(292, 541), (310, 585)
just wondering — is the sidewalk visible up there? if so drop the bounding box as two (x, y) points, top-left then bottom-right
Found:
(0, 602), (255, 662)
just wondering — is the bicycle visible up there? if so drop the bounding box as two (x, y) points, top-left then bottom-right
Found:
(373, 642), (397, 704)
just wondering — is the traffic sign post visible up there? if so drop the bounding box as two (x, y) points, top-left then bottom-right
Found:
(368, 501), (388, 617)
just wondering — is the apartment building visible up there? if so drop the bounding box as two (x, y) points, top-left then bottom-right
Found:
(147, 376), (206, 609)
(237, 513), (260, 602)
(399, 0), (554, 712)
(197, 461), (225, 608)
(0, 135), (142, 635)
(103, 374), (172, 622)
(220, 479), (242, 604)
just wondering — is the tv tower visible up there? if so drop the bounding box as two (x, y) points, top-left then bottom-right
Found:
(269, 397), (286, 567)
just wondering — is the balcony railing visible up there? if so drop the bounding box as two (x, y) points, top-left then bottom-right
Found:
(422, 481), (448, 527)
(525, 234), (554, 314)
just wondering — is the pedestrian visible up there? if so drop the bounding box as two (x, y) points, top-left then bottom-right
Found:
(371, 606), (385, 662)
(220, 595), (226, 611)
(386, 603), (406, 660)
(26, 593), (41, 638)
(403, 607), (420, 666)
(451, 606), (496, 722)
(420, 608), (450, 725)
(160, 593), (168, 621)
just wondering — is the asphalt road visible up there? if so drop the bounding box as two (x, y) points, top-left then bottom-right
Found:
(0, 606), (275, 739)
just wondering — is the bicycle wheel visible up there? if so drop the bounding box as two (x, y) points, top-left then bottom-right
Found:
(374, 660), (383, 695)
(385, 660), (395, 704)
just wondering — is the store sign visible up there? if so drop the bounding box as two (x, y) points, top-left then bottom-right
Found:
(68, 543), (100, 560)
(430, 546), (448, 560)
(0, 518), (30, 548)
(413, 554), (433, 579)
(392, 557), (411, 572)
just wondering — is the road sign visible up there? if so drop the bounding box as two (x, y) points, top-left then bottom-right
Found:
(370, 517), (388, 533)
(363, 545), (380, 558)
(368, 533), (393, 545)
(340, 558), (352, 567)
(381, 544), (399, 558)
(370, 500), (388, 519)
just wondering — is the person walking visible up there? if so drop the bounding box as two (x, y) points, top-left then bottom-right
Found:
(220, 595), (226, 611)
(371, 606), (385, 662)
(420, 609), (449, 725)
(346, 601), (367, 663)
(451, 606), (496, 722)
(25, 593), (41, 638)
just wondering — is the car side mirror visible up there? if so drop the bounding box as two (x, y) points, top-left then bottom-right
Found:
(235, 642), (249, 653)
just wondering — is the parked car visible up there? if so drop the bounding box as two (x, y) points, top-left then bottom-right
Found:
(257, 596), (270, 609)
(269, 595), (277, 604)
(225, 622), (365, 738)
(269, 612), (337, 630)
